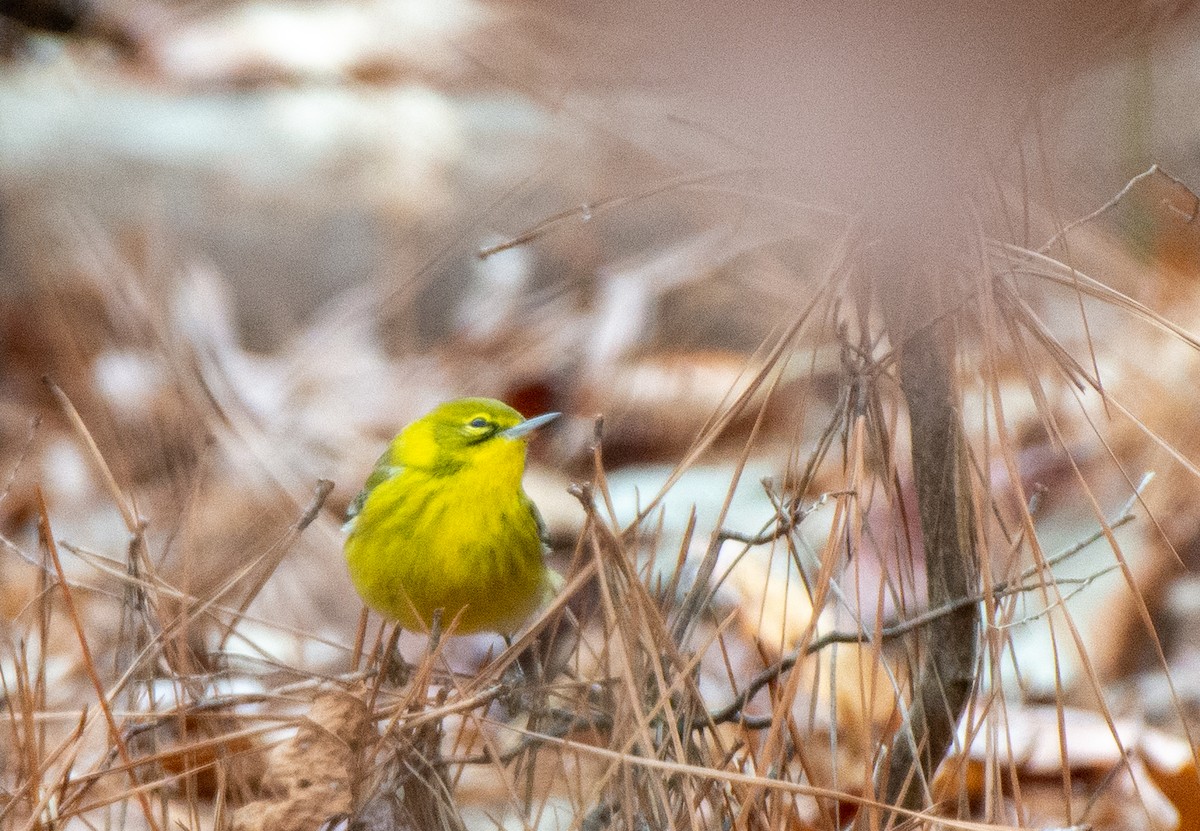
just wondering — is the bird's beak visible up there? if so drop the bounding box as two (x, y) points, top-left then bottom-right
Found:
(500, 411), (561, 440)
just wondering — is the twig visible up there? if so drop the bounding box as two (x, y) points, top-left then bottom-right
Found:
(707, 652), (805, 727)
(217, 478), (333, 649)
(999, 565), (1123, 627)
(670, 392), (774, 646)
(707, 477), (1145, 727)
(351, 607), (369, 672)
(716, 489), (831, 547)
(813, 491), (1142, 649)
(450, 709), (614, 767)
(43, 377), (139, 533)
(1039, 164), (1199, 254)
(477, 167), (770, 259)
(297, 478), (335, 531)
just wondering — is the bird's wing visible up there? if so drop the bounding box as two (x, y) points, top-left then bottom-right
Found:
(344, 447), (402, 528)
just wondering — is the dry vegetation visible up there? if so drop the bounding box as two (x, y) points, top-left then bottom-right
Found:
(2, 2), (1200, 830)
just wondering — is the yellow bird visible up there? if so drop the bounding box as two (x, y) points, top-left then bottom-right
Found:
(344, 398), (560, 635)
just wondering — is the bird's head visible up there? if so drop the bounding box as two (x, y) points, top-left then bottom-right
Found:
(400, 397), (560, 473)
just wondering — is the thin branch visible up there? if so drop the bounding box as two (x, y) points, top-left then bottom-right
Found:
(707, 485), (1144, 727)
(43, 376), (139, 533)
(449, 709), (614, 767)
(477, 167), (772, 259)
(216, 478), (334, 649)
(1039, 164), (1198, 254)
(716, 489), (837, 547)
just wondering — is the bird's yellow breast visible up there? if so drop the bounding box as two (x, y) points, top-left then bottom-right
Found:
(344, 432), (549, 634)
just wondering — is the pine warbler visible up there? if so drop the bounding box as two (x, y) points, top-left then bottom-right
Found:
(343, 398), (559, 635)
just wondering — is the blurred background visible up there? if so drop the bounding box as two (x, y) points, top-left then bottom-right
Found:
(3, 1), (1200, 828)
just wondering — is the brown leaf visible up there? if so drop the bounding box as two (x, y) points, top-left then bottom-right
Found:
(232, 693), (375, 831)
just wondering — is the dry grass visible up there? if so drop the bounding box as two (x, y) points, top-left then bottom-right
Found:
(2, 192), (1198, 830)
(2, 3), (1200, 830)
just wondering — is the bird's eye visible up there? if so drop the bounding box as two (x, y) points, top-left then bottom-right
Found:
(468, 416), (490, 429)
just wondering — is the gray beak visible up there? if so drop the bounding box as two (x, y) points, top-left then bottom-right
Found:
(500, 411), (561, 440)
